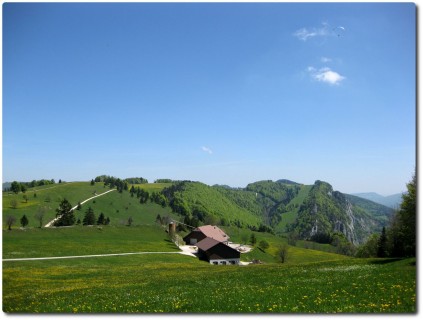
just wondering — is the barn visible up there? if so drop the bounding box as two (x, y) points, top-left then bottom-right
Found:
(183, 225), (229, 245)
(195, 237), (240, 265)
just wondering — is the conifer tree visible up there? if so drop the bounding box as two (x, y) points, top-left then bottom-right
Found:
(20, 215), (29, 228)
(83, 207), (96, 225)
(54, 199), (75, 226)
(97, 212), (105, 225)
(377, 227), (388, 257)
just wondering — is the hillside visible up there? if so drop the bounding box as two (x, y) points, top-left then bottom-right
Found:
(289, 181), (394, 245)
(2, 181), (176, 229)
(3, 178), (394, 247)
(161, 181), (262, 227)
(156, 179), (393, 245)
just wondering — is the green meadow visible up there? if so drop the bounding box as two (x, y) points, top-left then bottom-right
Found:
(2, 226), (416, 313)
(2, 182), (416, 314)
(3, 252), (416, 313)
(2, 182), (175, 228)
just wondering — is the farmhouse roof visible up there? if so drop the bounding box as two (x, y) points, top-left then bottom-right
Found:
(196, 237), (221, 251)
(195, 225), (229, 242)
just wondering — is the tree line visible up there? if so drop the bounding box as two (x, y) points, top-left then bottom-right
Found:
(6, 179), (57, 193)
(54, 199), (111, 227)
(356, 172), (416, 258)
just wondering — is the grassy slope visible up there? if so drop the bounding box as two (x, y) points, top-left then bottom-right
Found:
(2, 255), (416, 313)
(2, 225), (178, 259)
(3, 182), (110, 228)
(223, 226), (347, 264)
(2, 182), (175, 228)
(275, 185), (312, 234)
(178, 182), (262, 226)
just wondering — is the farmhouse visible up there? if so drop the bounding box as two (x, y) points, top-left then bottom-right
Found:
(196, 237), (240, 265)
(183, 225), (240, 265)
(183, 225), (229, 245)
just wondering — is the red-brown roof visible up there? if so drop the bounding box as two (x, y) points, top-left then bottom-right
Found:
(196, 237), (221, 251)
(195, 225), (229, 242)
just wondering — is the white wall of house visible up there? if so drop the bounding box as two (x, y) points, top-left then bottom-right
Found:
(209, 258), (240, 265)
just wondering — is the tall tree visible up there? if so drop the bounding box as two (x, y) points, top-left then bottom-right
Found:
(398, 173), (416, 257)
(386, 172), (416, 257)
(54, 199), (75, 226)
(97, 212), (105, 225)
(6, 215), (16, 230)
(377, 227), (388, 258)
(83, 207), (96, 225)
(20, 215), (29, 228)
(11, 181), (20, 194)
(278, 244), (289, 263)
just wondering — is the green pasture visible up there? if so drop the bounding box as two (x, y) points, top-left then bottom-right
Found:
(2, 225), (178, 259)
(275, 184), (312, 233)
(2, 182), (175, 228)
(223, 226), (347, 264)
(3, 255), (416, 313)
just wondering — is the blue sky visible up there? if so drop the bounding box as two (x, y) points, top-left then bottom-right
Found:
(2, 2), (416, 195)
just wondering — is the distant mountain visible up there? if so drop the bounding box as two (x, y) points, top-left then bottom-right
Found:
(352, 192), (403, 209)
(159, 179), (394, 245)
(2, 182), (12, 191)
(288, 181), (394, 245)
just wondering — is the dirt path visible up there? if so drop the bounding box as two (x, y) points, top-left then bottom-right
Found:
(44, 189), (116, 227)
(2, 251), (190, 262)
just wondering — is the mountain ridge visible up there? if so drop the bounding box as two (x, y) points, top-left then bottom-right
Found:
(351, 192), (403, 209)
(157, 179), (394, 245)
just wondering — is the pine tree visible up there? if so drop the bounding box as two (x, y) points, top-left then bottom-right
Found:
(377, 227), (388, 257)
(97, 212), (105, 225)
(83, 207), (96, 225)
(387, 172), (416, 258)
(20, 215), (29, 228)
(398, 173), (416, 257)
(54, 199), (75, 226)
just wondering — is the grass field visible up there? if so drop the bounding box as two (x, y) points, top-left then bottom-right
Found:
(222, 226), (347, 264)
(2, 226), (416, 313)
(2, 253), (416, 313)
(2, 183), (417, 314)
(2, 225), (178, 259)
(2, 182), (175, 228)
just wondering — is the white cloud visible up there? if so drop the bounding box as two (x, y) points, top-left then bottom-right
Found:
(307, 66), (345, 85)
(201, 146), (213, 154)
(321, 57), (332, 63)
(293, 23), (330, 41)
